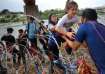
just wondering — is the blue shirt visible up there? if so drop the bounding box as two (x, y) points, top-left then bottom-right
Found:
(75, 21), (105, 73)
(26, 22), (38, 39)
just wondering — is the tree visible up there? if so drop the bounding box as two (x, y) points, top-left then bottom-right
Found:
(0, 9), (10, 15)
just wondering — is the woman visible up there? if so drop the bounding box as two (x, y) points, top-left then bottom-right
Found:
(48, 13), (59, 60)
(48, 13), (66, 74)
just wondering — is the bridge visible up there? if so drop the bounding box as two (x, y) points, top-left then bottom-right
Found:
(23, 0), (74, 20)
(96, 6), (105, 13)
(23, 0), (105, 19)
(23, 0), (40, 19)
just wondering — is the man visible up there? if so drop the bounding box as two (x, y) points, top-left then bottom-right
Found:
(63, 8), (105, 74)
(17, 29), (27, 65)
(1, 28), (15, 46)
(26, 17), (38, 54)
(1, 28), (20, 65)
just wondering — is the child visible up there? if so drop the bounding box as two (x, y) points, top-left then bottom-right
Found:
(18, 29), (27, 46)
(17, 29), (27, 65)
(55, 1), (79, 55)
(55, 1), (78, 38)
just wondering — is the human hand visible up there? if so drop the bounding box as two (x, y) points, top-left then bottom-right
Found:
(61, 36), (67, 40)
(66, 32), (75, 40)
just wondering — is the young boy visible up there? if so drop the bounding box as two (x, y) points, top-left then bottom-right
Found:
(48, 1), (79, 74)
(56, 1), (78, 38)
(55, 1), (79, 54)
(17, 29), (27, 64)
(18, 29), (27, 46)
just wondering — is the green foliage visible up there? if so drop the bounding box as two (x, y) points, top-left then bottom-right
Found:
(0, 9), (10, 14)
(0, 8), (104, 23)
(0, 18), (9, 23)
(11, 14), (18, 19)
(40, 9), (65, 19)
(0, 14), (26, 23)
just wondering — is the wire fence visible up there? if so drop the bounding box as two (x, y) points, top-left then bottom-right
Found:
(0, 15), (99, 74)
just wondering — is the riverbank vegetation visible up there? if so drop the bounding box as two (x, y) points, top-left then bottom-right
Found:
(0, 8), (104, 23)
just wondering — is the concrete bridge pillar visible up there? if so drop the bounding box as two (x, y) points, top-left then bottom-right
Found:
(23, 0), (40, 19)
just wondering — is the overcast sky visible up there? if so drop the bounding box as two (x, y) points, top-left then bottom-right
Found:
(0, 0), (105, 12)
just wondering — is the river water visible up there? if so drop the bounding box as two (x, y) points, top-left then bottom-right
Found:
(0, 15), (105, 39)
(0, 22), (26, 39)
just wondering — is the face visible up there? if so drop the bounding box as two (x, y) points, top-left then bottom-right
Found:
(51, 15), (58, 23)
(27, 17), (33, 23)
(18, 30), (23, 35)
(67, 6), (78, 18)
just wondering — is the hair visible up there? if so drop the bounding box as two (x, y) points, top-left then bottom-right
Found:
(48, 13), (57, 25)
(81, 8), (97, 21)
(65, 1), (78, 13)
(29, 17), (34, 21)
(7, 28), (14, 33)
(18, 29), (24, 33)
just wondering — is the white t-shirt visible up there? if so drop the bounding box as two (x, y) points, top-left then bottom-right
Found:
(56, 14), (78, 31)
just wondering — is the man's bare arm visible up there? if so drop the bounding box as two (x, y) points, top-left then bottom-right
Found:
(62, 36), (81, 51)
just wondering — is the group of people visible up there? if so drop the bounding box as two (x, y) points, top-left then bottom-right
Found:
(43, 1), (105, 74)
(0, 1), (105, 74)
(0, 27), (27, 65)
